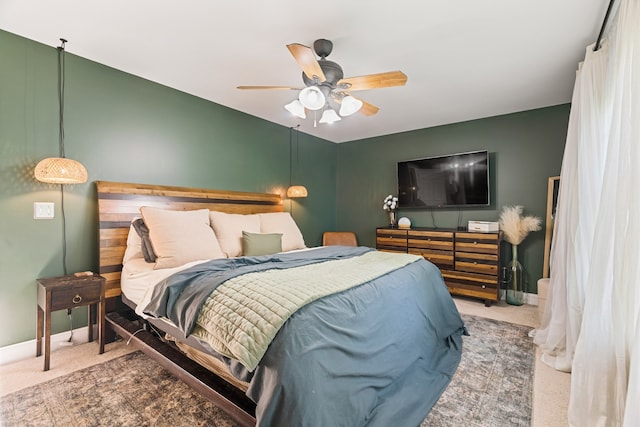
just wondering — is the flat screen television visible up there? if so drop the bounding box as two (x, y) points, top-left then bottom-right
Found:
(397, 150), (490, 208)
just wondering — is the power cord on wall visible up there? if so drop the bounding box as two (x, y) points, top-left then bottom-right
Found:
(430, 209), (438, 229)
(59, 308), (74, 346)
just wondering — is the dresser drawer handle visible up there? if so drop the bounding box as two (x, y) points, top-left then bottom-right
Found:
(72, 294), (82, 304)
(474, 261), (478, 265)
(473, 241), (478, 245)
(482, 285), (486, 289)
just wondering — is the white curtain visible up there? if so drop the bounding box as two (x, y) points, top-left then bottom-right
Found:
(534, 0), (640, 425)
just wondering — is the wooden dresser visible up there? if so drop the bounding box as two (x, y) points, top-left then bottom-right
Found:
(376, 227), (501, 306)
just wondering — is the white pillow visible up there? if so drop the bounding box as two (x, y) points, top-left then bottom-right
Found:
(259, 212), (306, 252)
(209, 211), (261, 257)
(140, 207), (225, 269)
(122, 222), (144, 263)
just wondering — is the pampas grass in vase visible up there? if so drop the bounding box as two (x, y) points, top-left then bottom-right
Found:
(498, 205), (542, 305)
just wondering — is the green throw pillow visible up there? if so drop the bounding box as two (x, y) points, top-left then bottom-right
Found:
(242, 231), (283, 256)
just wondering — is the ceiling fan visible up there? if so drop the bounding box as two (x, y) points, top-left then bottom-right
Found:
(237, 39), (408, 125)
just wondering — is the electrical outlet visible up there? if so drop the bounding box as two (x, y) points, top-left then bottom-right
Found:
(34, 202), (55, 219)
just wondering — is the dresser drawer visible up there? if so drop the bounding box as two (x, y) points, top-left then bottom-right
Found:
(376, 236), (407, 248)
(407, 230), (454, 251)
(376, 228), (408, 251)
(455, 232), (499, 255)
(376, 228), (407, 239)
(441, 269), (499, 301)
(455, 251), (499, 275)
(409, 248), (454, 269)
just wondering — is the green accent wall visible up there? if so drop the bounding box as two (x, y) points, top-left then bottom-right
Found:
(335, 105), (569, 296)
(0, 30), (336, 347)
(1, 29), (569, 349)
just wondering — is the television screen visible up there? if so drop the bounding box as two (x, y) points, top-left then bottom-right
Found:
(397, 150), (490, 208)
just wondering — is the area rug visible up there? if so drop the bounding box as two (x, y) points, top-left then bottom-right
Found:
(422, 315), (535, 426)
(0, 314), (534, 427)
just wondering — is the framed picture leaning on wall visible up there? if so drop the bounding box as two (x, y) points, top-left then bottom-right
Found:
(543, 176), (560, 278)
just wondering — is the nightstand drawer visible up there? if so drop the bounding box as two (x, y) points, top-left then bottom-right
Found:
(50, 284), (102, 311)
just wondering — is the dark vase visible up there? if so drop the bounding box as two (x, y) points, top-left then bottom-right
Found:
(506, 244), (525, 306)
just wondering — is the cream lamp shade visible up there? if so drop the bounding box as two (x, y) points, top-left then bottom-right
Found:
(34, 157), (88, 184)
(286, 185), (308, 198)
(319, 108), (341, 124)
(285, 100), (306, 118)
(298, 86), (325, 110)
(339, 95), (363, 117)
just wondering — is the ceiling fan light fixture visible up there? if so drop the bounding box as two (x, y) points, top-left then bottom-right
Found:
(298, 86), (325, 110)
(339, 95), (363, 117)
(285, 100), (306, 118)
(319, 108), (341, 124)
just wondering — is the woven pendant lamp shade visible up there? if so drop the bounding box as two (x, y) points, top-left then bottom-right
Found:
(286, 185), (308, 198)
(34, 157), (88, 184)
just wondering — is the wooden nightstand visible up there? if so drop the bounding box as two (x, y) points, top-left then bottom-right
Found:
(36, 274), (106, 371)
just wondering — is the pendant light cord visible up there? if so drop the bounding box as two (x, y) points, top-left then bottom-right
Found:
(295, 124), (300, 176)
(289, 127), (293, 188)
(288, 125), (302, 216)
(58, 38), (69, 275)
(58, 38), (66, 158)
(289, 125), (295, 217)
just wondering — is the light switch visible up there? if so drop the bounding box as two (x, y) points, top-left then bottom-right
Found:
(34, 202), (54, 219)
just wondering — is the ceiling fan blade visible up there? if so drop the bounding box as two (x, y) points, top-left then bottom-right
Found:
(237, 85), (301, 90)
(359, 100), (380, 116)
(339, 71), (408, 91)
(286, 43), (326, 82)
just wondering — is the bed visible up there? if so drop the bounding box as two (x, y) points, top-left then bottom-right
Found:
(97, 181), (466, 427)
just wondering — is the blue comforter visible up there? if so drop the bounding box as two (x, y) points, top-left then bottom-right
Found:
(146, 247), (465, 427)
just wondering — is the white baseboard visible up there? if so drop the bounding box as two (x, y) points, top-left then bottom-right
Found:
(526, 292), (539, 306)
(0, 326), (89, 366)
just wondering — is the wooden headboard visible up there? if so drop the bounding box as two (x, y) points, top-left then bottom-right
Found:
(96, 181), (283, 299)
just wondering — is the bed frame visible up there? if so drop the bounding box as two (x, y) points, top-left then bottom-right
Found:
(96, 180), (284, 426)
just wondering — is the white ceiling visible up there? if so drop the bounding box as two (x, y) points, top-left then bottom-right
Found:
(1, 1), (607, 143)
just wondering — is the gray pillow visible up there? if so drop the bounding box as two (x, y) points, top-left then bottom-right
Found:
(132, 218), (157, 263)
(242, 231), (283, 256)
